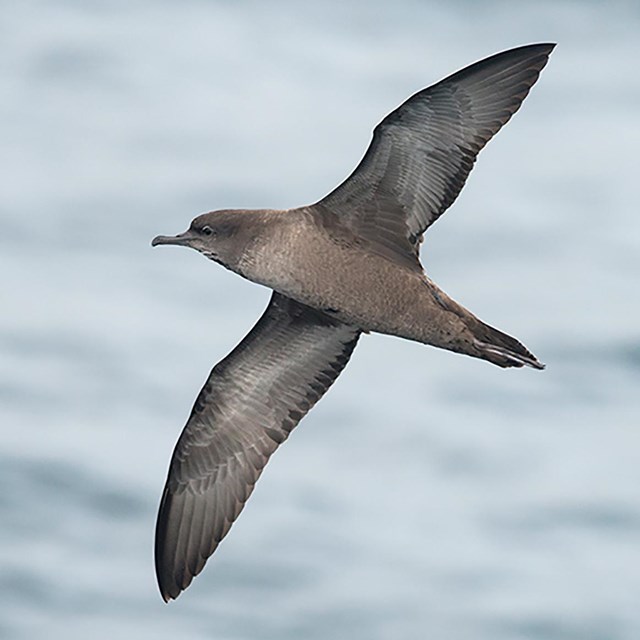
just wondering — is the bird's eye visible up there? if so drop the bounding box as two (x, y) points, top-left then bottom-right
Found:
(202, 226), (214, 236)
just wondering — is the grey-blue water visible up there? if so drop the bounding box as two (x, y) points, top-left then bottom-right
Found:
(2, 1), (639, 638)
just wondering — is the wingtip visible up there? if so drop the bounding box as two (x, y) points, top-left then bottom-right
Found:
(156, 572), (179, 603)
(535, 42), (557, 57)
(157, 573), (185, 603)
(514, 42), (556, 54)
(483, 42), (556, 68)
(532, 41), (556, 49)
(155, 486), (190, 604)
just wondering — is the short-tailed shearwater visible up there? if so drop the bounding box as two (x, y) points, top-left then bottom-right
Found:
(151, 43), (553, 601)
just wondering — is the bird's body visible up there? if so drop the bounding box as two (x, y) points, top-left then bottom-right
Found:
(183, 205), (542, 367)
(234, 207), (429, 326)
(151, 43), (554, 601)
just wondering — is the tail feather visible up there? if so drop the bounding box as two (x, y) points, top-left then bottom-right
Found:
(473, 338), (545, 369)
(470, 320), (544, 369)
(425, 282), (544, 370)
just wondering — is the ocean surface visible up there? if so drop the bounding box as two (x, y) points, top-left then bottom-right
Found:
(2, 1), (639, 638)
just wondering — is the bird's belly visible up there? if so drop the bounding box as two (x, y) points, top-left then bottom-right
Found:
(272, 248), (437, 339)
(245, 230), (447, 342)
(324, 276), (435, 339)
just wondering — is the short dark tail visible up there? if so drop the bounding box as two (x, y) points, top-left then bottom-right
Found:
(426, 282), (544, 369)
(469, 318), (544, 369)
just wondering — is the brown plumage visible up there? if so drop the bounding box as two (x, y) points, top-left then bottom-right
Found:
(151, 43), (554, 601)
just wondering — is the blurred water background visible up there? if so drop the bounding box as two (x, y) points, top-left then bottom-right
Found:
(2, 1), (639, 638)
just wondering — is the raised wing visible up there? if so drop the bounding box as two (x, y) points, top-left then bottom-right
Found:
(155, 292), (360, 601)
(315, 43), (555, 270)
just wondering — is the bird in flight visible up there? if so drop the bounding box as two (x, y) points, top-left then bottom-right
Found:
(151, 43), (554, 601)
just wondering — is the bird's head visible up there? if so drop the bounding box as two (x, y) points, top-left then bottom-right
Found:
(152, 210), (254, 270)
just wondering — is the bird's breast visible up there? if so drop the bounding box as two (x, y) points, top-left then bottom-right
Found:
(243, 224), (433, 336)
